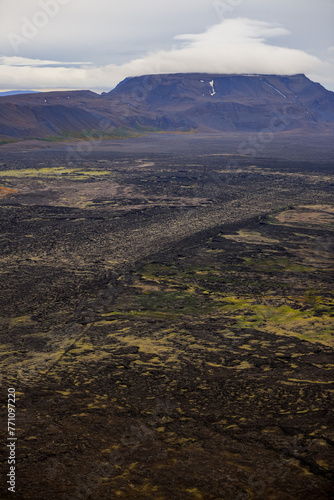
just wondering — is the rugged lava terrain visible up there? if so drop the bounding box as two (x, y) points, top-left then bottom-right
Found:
(0, 137), (333, 499)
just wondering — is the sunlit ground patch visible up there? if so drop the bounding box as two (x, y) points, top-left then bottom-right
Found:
(222, 230), (279, 245)
(276, 205), (334, 227)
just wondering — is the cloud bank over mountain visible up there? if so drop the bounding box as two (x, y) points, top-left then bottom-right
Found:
(0, 18), (333, 92)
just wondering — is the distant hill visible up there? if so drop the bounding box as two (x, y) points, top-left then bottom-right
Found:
(0, 74), (334, 141)
(0, 90), (39, 97)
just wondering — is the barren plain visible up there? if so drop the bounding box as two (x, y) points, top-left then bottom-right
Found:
(0, 134), (333, 499)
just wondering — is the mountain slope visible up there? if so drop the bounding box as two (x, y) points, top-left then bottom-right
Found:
(104, 73), (334, 132)
(1, 74), (334, 140)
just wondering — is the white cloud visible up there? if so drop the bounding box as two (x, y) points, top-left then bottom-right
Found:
(0, 56), (91, 66)
(175, 19), (289, 45)
(0, 18), (333, 92)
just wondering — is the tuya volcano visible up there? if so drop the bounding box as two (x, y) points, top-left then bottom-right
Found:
(0, 73), (334, 141)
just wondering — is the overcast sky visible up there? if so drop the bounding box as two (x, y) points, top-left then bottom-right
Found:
(0, 0), (333, 92)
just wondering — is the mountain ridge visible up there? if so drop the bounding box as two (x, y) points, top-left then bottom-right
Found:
(1, 73), (333, 141)
(0, 90), (40, 97)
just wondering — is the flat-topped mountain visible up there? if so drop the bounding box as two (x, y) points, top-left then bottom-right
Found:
(1, 74), (333, 141)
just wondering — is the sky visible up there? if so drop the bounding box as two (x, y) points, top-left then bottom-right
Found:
(0, 0), (333, 93)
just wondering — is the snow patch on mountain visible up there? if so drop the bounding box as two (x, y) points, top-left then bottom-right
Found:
(209, 80), (216, 96)
(264, 81), (287, 99)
